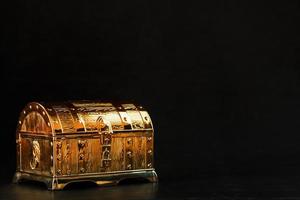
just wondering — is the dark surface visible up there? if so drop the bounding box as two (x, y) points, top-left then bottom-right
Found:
(1, 0), (300, 199)
(3, 176), (300, 200)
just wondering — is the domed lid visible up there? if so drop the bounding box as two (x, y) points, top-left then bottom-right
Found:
(17, 101), (153, 136)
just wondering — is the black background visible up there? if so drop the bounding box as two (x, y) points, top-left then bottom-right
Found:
(1, 0), (300, 199)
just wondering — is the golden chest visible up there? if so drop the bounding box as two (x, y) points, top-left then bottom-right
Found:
(13, 101), (157, 190)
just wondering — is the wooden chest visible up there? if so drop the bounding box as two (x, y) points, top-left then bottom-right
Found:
(13, 101), (157, 190)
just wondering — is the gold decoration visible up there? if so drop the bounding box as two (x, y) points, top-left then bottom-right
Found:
(30, 140), (40, 169)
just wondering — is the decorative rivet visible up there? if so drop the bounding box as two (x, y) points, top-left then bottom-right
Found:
(47, 122), (51, 127)
(50, 142), (53, 146)
(78, 140), (86, 147)
(23, 111), (26, 114)
(18, 121), (22, 125)
(71, 108), (75, 111)
(42, 111), (46, 115)
(127, 138), (132, 144)
(148, 149), (152, 154)
(29, 105), (32, 109)
(79, 154), (84, 160)
(57, 153), (62, 161)
(147, 163), (152, 168)
(57, 142), (62, 148)
(36, 105), (39, 109)
(51, 155), (53, 160)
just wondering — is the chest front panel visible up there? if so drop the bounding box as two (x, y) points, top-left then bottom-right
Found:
(53, 132), (153, 177)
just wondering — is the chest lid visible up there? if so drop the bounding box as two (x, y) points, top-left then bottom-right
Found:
(17, 101), (153, 135)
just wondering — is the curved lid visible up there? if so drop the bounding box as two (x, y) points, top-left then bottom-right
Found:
(17, 101), (153, 135)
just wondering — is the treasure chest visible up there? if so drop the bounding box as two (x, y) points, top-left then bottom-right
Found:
(13, 101), (158, 190)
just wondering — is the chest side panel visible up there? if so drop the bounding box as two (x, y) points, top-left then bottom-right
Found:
(20, 135), (52, 176)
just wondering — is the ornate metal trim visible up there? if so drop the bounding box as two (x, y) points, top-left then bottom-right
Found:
(30, 140), (40, 170)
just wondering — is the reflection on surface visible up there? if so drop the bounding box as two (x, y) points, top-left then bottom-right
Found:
(3, 176), (300, 200)
(0, 181), (158, 200)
